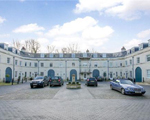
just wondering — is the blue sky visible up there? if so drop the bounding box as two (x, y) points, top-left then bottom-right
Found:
(0, 0), (150, 53)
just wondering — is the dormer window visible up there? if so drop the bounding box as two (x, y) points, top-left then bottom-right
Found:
(59, 53), (63, 58)
(72, 53), (75, 58)
(49, 53), (53, 58)
(41, 53), (44, 58)
(83, 53), (87, 57)
(93, 53), (97, 58)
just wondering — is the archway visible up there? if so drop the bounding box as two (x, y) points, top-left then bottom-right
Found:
(93, 69), (99, 78)
(5, 67), (12, 83)
(48, 69), (55, 77)
(70, 69), (77, 81)
(135, 67), (142, 82)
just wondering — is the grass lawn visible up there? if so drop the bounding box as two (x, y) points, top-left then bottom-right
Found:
(0, 82), (17, 86)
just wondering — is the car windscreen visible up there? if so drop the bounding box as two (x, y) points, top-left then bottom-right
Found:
(120, 80), (134, 85)
(35, 76), (44, 80)
(89, 78), (95, 80)
(51, 76), (59, 80)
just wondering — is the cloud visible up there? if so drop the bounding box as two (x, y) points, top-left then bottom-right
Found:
(46, 16), (114, 52)
(13, 23), (45, 33)
(0, 34), (10, 38)
(19, 0), (25, 2)
(0, 16), (6, 24)
(74, 0), (150, 20)
(123, 39), (141, 49)
(137, 29), (150, 39)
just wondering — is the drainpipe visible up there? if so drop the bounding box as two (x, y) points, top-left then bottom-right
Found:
(132, 56), (134, 81)
(12, 56), (15, 85)
(65, 60), (67, 80)
(107, 59), (109, 79)
(38, 60), (39, 75)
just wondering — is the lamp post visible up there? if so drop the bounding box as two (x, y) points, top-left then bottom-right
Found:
(107, 59), (109, 80)
(12, 56), (15, 85)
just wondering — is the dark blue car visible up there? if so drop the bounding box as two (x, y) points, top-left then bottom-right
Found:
(110, 79), (146, 95)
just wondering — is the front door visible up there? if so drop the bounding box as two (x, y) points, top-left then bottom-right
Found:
(72, 74), (75, 82)
(84, 74), (86, 79)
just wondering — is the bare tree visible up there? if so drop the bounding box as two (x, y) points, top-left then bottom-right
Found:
(55, 49), (59, 53)
(61, 47), (67, 53)
(24, 39), (40, 53)
(67, 43), (80, 53)
(13, 40), (21, 50)
(47, 45), (55, 53)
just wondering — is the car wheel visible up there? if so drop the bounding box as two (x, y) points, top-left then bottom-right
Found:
(110, 85), (113, 90)
(30, 85), (33, 88)
(42, 83), (44, 88)
(47, 82), (49, 86)
(50, 84), (51, 87)
(96, 84), (98, 87)
(121, 88), (125, 95)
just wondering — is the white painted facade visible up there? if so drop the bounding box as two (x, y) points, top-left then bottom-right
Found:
(0, 40), (150, 83)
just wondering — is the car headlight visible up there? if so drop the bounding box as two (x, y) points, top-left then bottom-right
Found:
(141, 88), (145, 91)
(127, 87), (133, 91)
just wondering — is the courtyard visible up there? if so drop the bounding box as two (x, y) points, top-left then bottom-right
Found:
(0, 81), (150, 120)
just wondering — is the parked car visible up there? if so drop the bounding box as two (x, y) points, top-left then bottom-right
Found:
(49, 76), (64, 87)
(110, 79), (146, 95)
(86, 77), (98, 87)
(96, 76), (103, 81)
(30, 76), (49, 88)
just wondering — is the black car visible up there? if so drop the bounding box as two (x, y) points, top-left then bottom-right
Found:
(30, 76), (49, 88)
(96, 76), (103, 81)
(49, 76), (64, 87)
(86, 77), (98, 86)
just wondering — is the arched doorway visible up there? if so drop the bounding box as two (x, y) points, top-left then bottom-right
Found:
(70, 69), (77, 81)
(135, 67), (142, 82)
(5, 67), (12, 83)
(93, 69), (99, 78)
(48, 69), (55, 77)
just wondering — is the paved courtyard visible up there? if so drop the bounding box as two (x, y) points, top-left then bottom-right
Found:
(0, 81), (150, 120)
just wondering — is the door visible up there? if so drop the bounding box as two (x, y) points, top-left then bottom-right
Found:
(135, 67), (142, 82)
(5, 67), (12, 83)
(72, 74), (75, 82)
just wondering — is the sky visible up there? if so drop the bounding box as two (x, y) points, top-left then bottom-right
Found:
(0, 0), (150, 53)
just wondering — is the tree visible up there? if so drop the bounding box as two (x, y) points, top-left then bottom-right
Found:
(24, 39), (40, 53)
(47, 45), (55, 53)
(67, 43), (80, 53)
(61, 47), (67, 53)
(13, 40), (21, 50)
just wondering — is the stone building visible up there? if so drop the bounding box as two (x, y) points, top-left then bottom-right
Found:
(0, 39), (150, 83)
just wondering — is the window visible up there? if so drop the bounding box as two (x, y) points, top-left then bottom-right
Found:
(30, 72), (31, 77)
(102, 53), (106, 58)
(40, 72), (44, 76)
(41, 63), (44, 67)
(83, 63), (87, 67)
(130, 71), (132, 78)
(120, 72), (122, 77)
(25, 62), (27, 66)
(15, 71), (17, 77)
(94, 63), (97, 67)
(93, 53), (97, 58)
(72, 53), (75, 58)
(120, 63), (122, 66)
(7, 58), (10, 63)
(110, 62), (113, 67)
(41, 53), (44, 58)
(103, 62), (106, 67)
(147, 55), (150, 61)
(125, 61), (127, 66)
(50, 63), (53, 67)
(83, 53), (87, 57)
(34, 63), (37, 67)
(29, 62), (31, 67)
(116, 72), (118, 77)
(130, 59), (132, 65)
(59, 53), (63, 58)
(137, 57), (140, 64)
(49, 54), (53, 58)
(147, 70), (150, 78)
(20, 61), (22, 66)
(15, 60), (18, 65)
(60, 62), (63, 67)
(72, 63), (75, 66)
